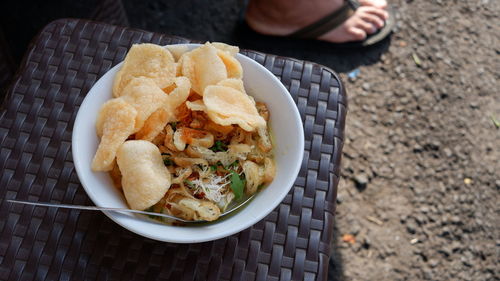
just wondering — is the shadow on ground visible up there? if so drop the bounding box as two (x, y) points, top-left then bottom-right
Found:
(233, 22), (392, 73)
(0, 0), (390, 74)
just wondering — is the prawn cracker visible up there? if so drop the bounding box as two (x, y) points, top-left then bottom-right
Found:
(204, 85), (266, 131)
(92, 99), (137, 172)
(113, 43), (176, 97)
(181, 42), (227, 95)
(117, 140), (172, 210)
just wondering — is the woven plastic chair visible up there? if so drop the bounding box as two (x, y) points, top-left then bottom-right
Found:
(0, 19), (346, 281)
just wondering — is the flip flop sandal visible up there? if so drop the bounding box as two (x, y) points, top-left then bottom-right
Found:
(292, 0), (395, 47)
(239, 0), (395, 48)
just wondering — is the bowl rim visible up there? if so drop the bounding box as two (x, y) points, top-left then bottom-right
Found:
(72, 43), (304, 243)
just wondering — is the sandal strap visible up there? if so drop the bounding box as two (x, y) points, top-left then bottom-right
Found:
(289, 0), (360, 39)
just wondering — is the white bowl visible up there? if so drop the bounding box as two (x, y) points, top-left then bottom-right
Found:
(72, 43), (304, 243)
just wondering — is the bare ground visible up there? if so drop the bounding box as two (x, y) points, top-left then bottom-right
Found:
(330, 0), (500, 280)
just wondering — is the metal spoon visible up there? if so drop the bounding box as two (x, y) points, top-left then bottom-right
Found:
(6, 196), (255, 223)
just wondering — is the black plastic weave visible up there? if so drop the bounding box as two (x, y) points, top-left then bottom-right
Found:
(0, 19), (346, 281)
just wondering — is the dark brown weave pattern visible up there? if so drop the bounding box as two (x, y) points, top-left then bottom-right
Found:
(0, 19), (346, 281)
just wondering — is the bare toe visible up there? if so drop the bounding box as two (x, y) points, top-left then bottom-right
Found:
(348, 27), (368, 41)
(360, 12), (385, 29)
(354, 18), (378, 34)
(361, 6), (389, 21)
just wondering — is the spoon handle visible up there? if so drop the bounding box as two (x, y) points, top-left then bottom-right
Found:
(6, 199), (189, 222)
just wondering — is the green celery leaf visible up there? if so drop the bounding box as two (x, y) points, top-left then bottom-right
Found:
(229, 170), (244, 200)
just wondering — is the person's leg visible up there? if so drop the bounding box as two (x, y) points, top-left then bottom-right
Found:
(245, 0), (389, 43)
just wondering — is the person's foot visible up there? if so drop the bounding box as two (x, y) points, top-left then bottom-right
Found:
(246, 0), (389, 43)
